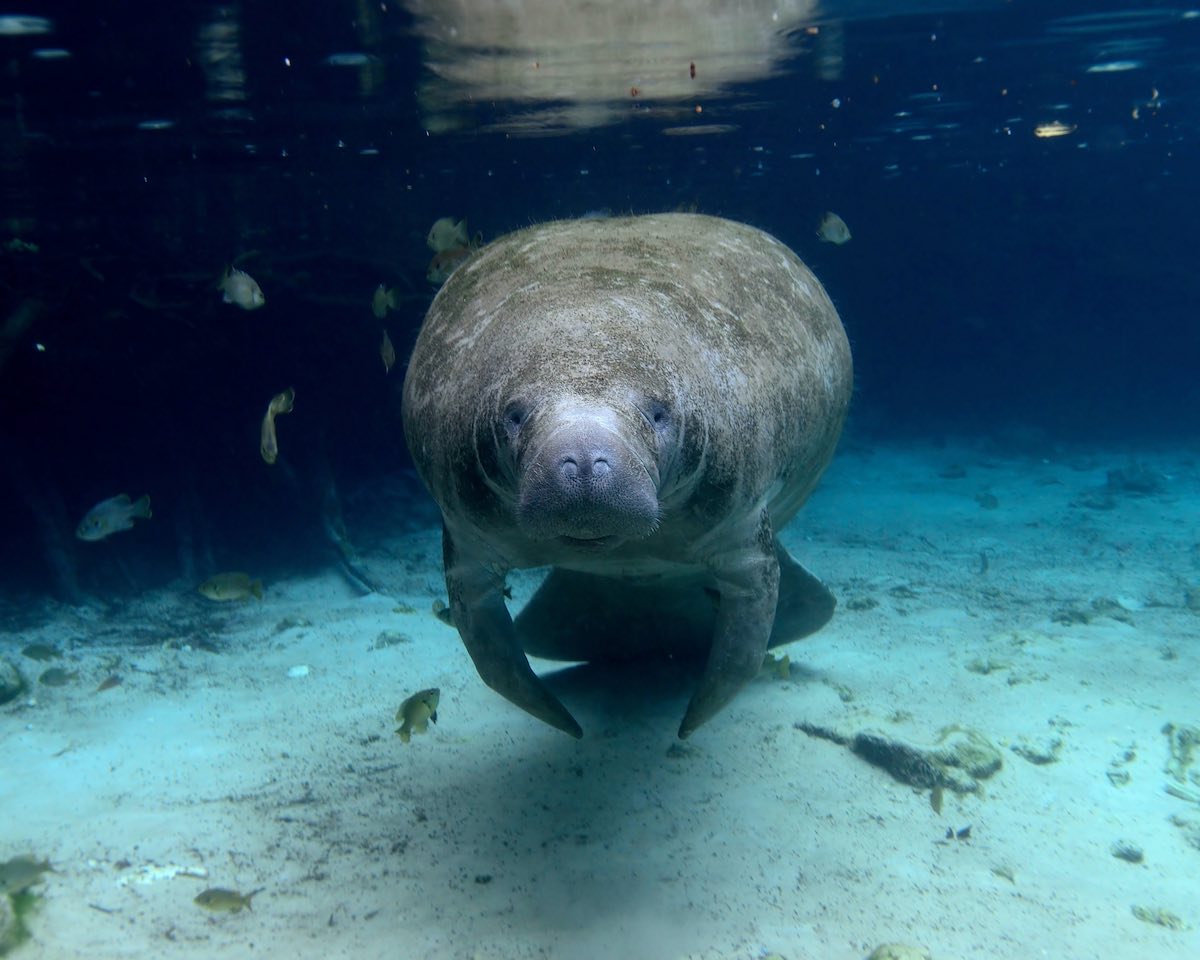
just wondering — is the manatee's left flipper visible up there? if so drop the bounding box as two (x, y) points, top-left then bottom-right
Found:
(678, 509), (779, 739)
(443, 525), (583, 738)
(768, 539), (836, 646)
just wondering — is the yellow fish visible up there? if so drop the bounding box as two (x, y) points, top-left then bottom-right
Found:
(260, 387), (295, 465)
(761, 651), (791, 680)
(426, 217), (469, 253)
(816, 211), (851, 245)
(76, 494), (151, 541)
(194, 887), (263, 913)
(198, 572), (263, 602)
(427, 246), (473, 285)
(395, 687), (440, 743)
(219, 267), (265, 310)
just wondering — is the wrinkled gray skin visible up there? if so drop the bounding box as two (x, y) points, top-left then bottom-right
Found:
(402, 214), (852, 738)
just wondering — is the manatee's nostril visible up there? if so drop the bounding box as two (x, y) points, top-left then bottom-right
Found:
(559, 453), (611, 482)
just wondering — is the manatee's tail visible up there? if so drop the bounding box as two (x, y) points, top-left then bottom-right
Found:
(513, 535), (835, 738)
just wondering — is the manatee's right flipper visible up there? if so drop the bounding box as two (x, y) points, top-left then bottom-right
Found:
(443, 525), (582, 738)
(768, 539), (836, 646)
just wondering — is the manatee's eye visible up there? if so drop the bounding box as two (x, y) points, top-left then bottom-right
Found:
(502, 401), (528, 437)
(641, 399), (672, 432)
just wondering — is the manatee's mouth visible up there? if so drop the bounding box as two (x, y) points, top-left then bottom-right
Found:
(557, 534), (620, 549)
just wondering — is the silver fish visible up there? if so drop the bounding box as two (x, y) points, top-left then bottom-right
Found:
(816, 211), (851, 245)
(220, 267), (265, 310)
(426, 217), (469, 253)
(380, 329), (396, 373)
(76, 494), (151, 541)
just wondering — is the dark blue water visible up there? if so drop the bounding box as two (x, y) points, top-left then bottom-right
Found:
(2, 0), (1197, 603)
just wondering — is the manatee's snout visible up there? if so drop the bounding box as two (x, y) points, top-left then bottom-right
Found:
(517, 421), (659, 543)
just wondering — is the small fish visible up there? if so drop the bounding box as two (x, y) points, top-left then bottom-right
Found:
(21, 643), (61, 661)
(194, 886), (263, 913)
(395, 687), (440, 743)
(76, 494), (152, 541)
(930, 784), (944, 815)
(380, 329), (396, 373)
(198, 572), (264, 602)
(816, 211), (851, 245)
(0, 854), (54, 896)
(1033, 120), (1076, 139)
(432, 599), (454, 626)
(372, 284), (398, 319)
(260, 387), (295, 465)
(426, 216), (469, 253)
(427, 246), (473, 285)
(762, 651), (791, 681)
(219, 267), (265, 310)
(96, 674), (123, 692)
(39, 667), (78, 687)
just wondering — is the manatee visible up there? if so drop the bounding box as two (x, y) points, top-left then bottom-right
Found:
(402, 213), (852, 738)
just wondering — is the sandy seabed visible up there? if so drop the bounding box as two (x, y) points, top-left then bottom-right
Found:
(2, 441), (1199, 960)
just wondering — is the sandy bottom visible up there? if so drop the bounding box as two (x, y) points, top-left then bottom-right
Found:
(2, 441), (1199, 960)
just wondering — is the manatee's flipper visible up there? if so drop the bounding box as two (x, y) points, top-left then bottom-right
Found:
(515, 570), (717, 661)
(498, 523), (834, 737)
(515, 540), (834, 660)
(768, 540), (836, 646)
(443, 526), (582, 738)
(678, 509), (780, 739)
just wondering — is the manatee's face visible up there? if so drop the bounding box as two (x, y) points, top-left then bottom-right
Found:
(487, 384), (687, 551)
